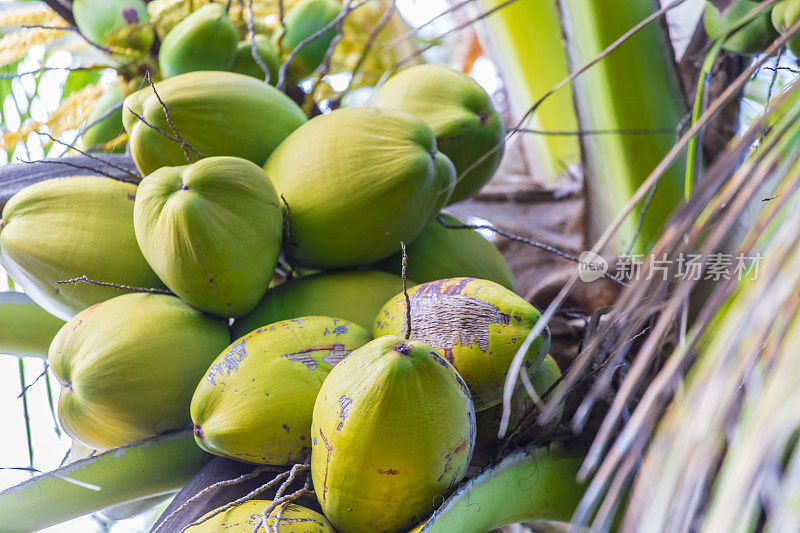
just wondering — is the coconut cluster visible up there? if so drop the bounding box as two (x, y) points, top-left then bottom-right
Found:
(0, 4), (564, 530)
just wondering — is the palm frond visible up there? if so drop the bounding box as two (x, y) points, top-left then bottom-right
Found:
(551, 73), (800, 530)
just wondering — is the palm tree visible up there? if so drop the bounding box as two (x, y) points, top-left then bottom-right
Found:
(2, 0), (799, 531)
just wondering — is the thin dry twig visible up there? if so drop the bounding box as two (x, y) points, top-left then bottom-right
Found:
(501, 0), (792, 440)
(143, 71), (203, 162)
(384, 0), (475, 47)
(77, 101), (124, 146)
(55, 275), (172, 294)
(511, 127), (674, 136)
(35, 131), (140, 183)
(0, 66), (109, 79)
(275, 0), (370, 90)
(306, 1), (351, 109)
(279, 194), (296, 278)
(250, 462), (311, 533)
(436, 215), (626, 286)
(179, 468), (297, 532)
(338, 0), (396, 98)
(246, 0), (272, 83)
(17, 364), (49, 399)
(400, 241), (411, 340)
(152, 466), (275, 533)
(16, 157), (119, 180)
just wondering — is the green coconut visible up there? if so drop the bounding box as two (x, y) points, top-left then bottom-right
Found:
(73, 0), (153, 52)
(233, 270), (406, 336)
(311, 336), (475, 533)
(704, 0), (777, 55)
(192, 316), (370, 465)
(375, 213), (516, 291)
(374, 277), (550, 411)
(158, 3), (238, 78)
(231, 35), (280, 83)
(264, 107), (455, 268)
(49, 293), (230, 449)
(79, 83), (127, 153)
(273, 0), (340, 84)
(374, 65), (505, 204)
(134, 156), (282, 318)
(185, 500), (335, 532)
(0, 177), (165, 320)
(123, 71), (307, 176)
(772, 0), (800, 55)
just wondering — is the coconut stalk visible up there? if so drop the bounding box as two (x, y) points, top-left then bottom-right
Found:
(414, 445), (586, 532)
(0, 428), (209, 532)
(558, 0), (688, 254)
(475, 0), (580, 186)
(0, 292), (65, 358)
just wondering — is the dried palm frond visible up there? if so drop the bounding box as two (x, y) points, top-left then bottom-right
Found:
(545, 70), (800, 531)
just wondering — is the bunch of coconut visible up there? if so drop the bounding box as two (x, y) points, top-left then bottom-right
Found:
(78, 0), (349, 152)
(0, 35), (560, 530)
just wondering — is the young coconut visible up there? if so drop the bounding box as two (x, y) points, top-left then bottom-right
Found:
(123, 71), (307, 176)
(264, 107), (455, 268)
(192, 316), (371, 465)
(184, 500), (335, 532)
(0, 176), (164, 320)
(375, 213), (516, 291)
(232, 270), (407, 336)
(703, 0), (777, 55)
(311, 335), (476, 533)
(133, 156), (283, 318)
(374, 277), (550, 411)
(374, 64), (505, 204)
(72, 0), (153, 53)
(273, 0), (341, 84)
(49, 293), (230, 450)
(231, 35), (280, 83)
(79, 82), (127, 153)
(772, 0), (800, 56)
(158, 3), (238, 78)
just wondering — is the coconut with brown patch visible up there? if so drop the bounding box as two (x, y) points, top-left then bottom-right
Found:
(310, 335), (475, 533)
(184, 499), (335, 532)
(191, 316), (370, 465)
(374, 277), (550, 411)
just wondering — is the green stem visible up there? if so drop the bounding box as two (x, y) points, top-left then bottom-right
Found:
(0, 429), (209, 533)
(43, 363), (61, 436)
(685, 40), (723, 200)
(18, 359), (33, 471)
(414, 445), (586, 532)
